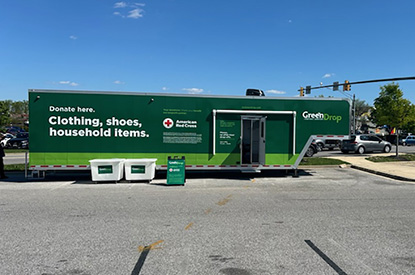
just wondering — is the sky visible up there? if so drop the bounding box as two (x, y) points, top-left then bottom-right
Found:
(1, 0), (415, 105)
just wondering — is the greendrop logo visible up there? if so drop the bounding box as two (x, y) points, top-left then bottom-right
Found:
(302, 111), (342, 123)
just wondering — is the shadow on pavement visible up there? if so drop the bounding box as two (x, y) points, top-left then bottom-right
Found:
(1, 169), (314, 185)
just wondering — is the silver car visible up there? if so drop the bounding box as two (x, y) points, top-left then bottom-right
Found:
(341, 134), (392, 154)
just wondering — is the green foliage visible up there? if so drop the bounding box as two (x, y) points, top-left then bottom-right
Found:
(372, 83), (415, 133)
(0, 99), (29, 130)
(354, 99), (371, 117)
(366, 154), (415, 162)
(0, 101), (11, 127)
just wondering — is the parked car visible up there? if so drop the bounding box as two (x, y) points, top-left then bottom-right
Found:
(6, 132), (29, 149)
(341, 134), (392, 154)
(305, 140), (320, 157)
(1, 133), (15, 147)
(6, 126), (25, 135)
(402, 135), (415, 146)
(314, 138), (341, 150)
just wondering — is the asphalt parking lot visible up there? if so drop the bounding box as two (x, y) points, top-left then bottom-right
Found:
(1, 168), (414, 275)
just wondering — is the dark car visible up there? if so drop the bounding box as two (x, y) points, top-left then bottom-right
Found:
(341, 134), (392, 154)
(6, 132), (29, 149)
(6, 126), (25, 135)
(305, 140), (320, 157)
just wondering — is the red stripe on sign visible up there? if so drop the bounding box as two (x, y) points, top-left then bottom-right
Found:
(41, 165), (49, 167)
(185, 165), (192, 167)
(67, 165), (75, 167)
(273, 165), (281, 167)
(208, 165), (215, 167)
(79, 165), (88, 168)
(284, 165), (291, 167)
(30, 166), (36, 168)
(219, 165), (227, 167)
(196, 165), (204, 167)
(161, 165), (167, 167)
(53, 165), (62, 167)
(337, 135), (344, 137)
(263, 165), (270, 167)
(316, 135), (323, 137)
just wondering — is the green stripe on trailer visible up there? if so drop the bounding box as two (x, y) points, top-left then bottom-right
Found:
(29, 152), (299, 166)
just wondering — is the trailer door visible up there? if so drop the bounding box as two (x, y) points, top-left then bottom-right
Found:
(241, 116), (266, 164)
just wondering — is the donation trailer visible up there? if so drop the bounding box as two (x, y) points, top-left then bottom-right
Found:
(28, 89), (350, 174)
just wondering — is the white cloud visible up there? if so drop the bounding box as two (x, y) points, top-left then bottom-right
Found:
(288, 19), (292, 23)
(266, 89), (286, 95)
(113, 2), (145, 19)
(113, 11), (124, 17)
(114, 2), (127, 8)
(127, 8), (144, 19)
(69, 35), (77, 40)
(182, 88), (204, 94)
(162, 87), (169, 91)
(113, 80), (125, 84)
(322, 73), (335, 78)
(59, 81), (79, 86)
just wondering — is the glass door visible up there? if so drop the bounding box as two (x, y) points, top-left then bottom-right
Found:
(241, 116), (266, 164)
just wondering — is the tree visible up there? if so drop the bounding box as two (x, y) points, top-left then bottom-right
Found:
(354, 99), (372, 133)
(372, 83), (415, 156)
(0, 100), (29, 131)
(0, 101), (11, 129)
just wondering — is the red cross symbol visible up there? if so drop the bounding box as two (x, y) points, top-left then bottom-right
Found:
(163, 118), (174, 129)
(165, 120), (172, 127)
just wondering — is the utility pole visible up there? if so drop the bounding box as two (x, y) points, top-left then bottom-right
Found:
(352, 94), (356, 134)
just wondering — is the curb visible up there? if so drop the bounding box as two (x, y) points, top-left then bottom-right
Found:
(351, 165), (415, 182)
(298, 164), (350, 169)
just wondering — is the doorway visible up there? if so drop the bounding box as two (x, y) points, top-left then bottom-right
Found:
(241, 116), (266, 164)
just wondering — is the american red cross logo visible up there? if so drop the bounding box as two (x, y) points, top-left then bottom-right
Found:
(163, 118), (174, 129)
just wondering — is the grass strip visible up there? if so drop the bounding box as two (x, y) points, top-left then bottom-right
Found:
(5, 164), (25, 171)
(5, 149), (28, 154)
(300, 157), (348, 165)
(366, 154), (415, 162)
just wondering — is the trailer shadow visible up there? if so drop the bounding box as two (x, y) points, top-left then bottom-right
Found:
(3, 169), (314, 185)
(155, 169), (313, 180)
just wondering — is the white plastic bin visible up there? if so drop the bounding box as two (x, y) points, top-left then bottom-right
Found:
(124, 158), (157, 181)
(89, 159), (125, 182)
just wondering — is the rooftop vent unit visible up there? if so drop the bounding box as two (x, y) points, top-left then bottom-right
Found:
(246, 89), (265, 96)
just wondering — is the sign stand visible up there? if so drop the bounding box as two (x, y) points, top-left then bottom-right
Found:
(166, 156), (185, 186)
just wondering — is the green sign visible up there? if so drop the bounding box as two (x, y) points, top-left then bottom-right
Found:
(98, 165), (113, 174)
(167, 158), (185, 185)
(131, 165), (145, 174)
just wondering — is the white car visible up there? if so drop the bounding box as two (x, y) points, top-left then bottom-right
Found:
(1, 134), (15, 147)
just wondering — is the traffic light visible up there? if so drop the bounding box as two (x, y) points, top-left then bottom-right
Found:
(300, 87), (304, 96)
(343, 80), (351, 91)
(333, 81), (339, 91)
(306, 86), (311, 94)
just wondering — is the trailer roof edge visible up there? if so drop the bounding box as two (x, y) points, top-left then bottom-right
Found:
(28, 89), (351, 102)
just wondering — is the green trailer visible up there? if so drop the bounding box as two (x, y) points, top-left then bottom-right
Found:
(28, 89), (350, 175)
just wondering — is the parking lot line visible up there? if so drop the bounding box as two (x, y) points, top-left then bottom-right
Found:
(131, 246), (150, 275)
(305, 240), (347, 275)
